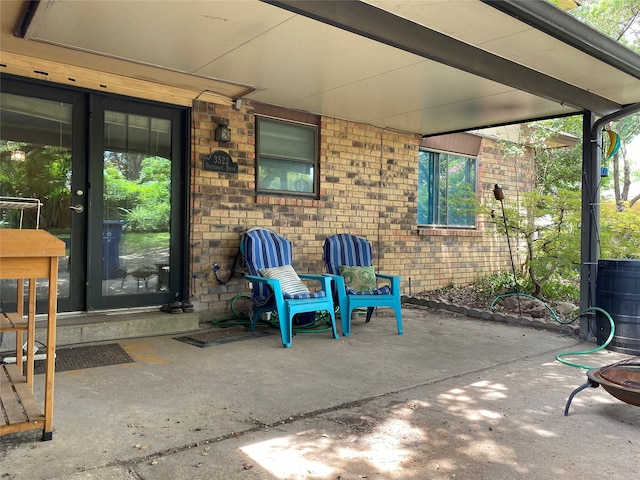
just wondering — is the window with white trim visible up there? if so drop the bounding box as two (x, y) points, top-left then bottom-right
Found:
(256, 117), (317, 195)
(418, 149), (477, 227)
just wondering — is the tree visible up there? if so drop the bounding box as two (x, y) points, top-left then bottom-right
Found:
(480, 120), (584, 299)
(571, 0), (640, 211)
(0, 142), (71, 229)
(571, 0), (640, 50)
(104, 155), (171, 233)
(127, 156), (171, 232)
(474, 1), (640, 302)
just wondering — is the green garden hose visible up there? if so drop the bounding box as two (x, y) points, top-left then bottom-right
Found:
(212, 293), (335, 333)
(211, 294), (253, 326)
(555, 306), (615, 370)
(490, 292), (575, 324)
(490, 294), (615, 369)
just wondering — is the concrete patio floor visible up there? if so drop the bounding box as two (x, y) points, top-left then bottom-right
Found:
(1, 306), (638, 480)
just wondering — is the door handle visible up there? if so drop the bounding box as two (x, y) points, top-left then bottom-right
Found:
(70, 204), (84, 213)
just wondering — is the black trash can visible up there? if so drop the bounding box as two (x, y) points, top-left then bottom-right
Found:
(102, 220), (125, 280)
(596, 259), (640, 355)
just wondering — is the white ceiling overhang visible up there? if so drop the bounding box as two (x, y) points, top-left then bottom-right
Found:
(1, 0), (639, 136)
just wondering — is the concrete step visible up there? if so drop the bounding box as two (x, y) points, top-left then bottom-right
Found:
(0, 309), (200, 352)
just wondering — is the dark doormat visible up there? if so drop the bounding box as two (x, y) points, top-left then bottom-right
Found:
(30, 343), (134, 374)
(174, 326), (272, 348)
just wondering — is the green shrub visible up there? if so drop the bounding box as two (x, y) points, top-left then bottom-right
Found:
(539, 278), (580, 303)
(473, 272), (579, 304)
(473, 272), (528, 300)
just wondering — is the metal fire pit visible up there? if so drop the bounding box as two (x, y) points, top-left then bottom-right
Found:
(564, 358), (640, 415)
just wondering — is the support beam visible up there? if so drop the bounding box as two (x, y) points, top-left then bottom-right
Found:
(579, 111), (598, 341)
(579, 103), (640, 340)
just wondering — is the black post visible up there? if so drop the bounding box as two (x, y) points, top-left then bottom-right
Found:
(494, 184), (522, 317)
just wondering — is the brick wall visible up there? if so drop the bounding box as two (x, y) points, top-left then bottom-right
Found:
(190, 100), (534, 320)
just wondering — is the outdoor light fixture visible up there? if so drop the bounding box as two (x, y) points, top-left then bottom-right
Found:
(11, 150), (26, 162)
(215, 124), (231, 143)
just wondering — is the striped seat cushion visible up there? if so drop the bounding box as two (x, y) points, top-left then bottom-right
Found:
(244, 229), (293, 307)
(323, 233), (373, 276)
(285, 290), (326, 300)
(347, 285), (392, 296)
(325, 234), (392, 296)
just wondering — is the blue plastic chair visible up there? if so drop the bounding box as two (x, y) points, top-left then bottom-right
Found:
(323, 233), (403, 337)
(242, 228), (339, 348)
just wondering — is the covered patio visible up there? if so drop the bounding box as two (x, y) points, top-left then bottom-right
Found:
(2, 0), (640, 332)
(2, 307), (637, 479)
(1, 3), (639, 476)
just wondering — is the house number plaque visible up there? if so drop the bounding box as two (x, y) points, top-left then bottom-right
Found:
(203, 150), (238, 174)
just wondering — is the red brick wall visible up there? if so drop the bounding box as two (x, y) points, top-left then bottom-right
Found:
(190, 100), (534, 320)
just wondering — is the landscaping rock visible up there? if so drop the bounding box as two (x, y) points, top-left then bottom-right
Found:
(554, 301), (578, 315)
(403, 288), (579, 336)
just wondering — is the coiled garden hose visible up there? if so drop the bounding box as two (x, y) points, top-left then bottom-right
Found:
(212, 293), (335, 333)
(490, 293), (615, 370)
(211, 294), (253, 326)
(555, 307), (615, 370)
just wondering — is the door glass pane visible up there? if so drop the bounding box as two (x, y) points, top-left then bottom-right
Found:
(0, 92), (72, 303)
(102, 110), (171, 296)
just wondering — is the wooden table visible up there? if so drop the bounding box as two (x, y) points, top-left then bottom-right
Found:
(0, 229), (64, 441)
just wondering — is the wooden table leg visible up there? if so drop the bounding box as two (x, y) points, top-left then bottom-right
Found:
(25, 278), (36, 391)
(15, 279), (24, 376)
(42, 258), (58, 441)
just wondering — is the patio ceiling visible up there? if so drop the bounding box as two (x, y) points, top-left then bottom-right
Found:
(1, 0), (639, 136)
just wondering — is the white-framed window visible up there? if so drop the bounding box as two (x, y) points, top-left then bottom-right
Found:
(418, 149), (477, 227)
(256, 116), (317, 195)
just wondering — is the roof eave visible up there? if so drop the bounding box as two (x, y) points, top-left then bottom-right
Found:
(265, 0), (622, 117)
(483, 0), (640, 81)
